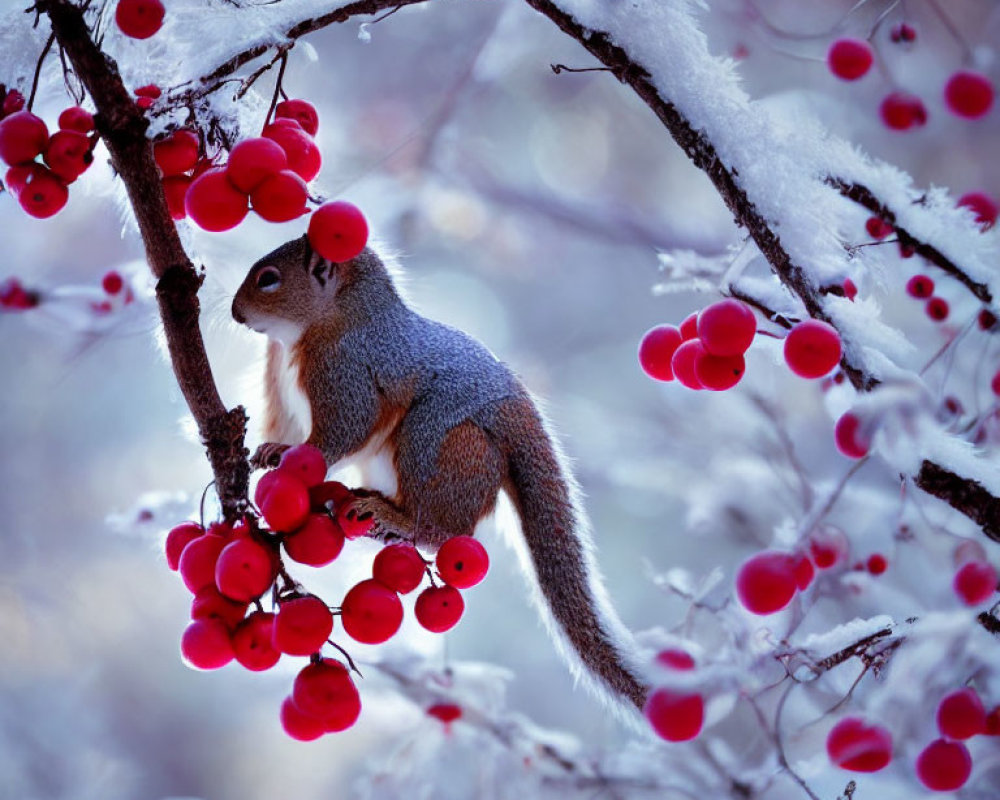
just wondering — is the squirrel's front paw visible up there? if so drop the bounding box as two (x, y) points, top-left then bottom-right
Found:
(337, 496), (379, 539)
(251, 442), (290, 470)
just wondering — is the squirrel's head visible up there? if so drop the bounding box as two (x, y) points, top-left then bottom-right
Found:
(232, 235), (398, 343)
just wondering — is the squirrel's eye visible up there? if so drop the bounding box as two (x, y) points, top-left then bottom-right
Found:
(256, 266), (282, 293)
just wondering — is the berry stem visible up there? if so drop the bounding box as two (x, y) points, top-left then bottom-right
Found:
(27, 31), (56, 112)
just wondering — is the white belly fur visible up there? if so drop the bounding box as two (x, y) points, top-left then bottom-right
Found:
(274, 343), (312, 444)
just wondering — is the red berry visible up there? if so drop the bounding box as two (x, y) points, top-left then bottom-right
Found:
(153, 129), (199, 177)
(373, 543), (426, 594)
(879, 92), (927, 130)
(279, 696), (325, 741)
(427, 703), (462, 724)
(190, 585), (247, 629)
(135, 96), (154, 110)
(44, 130), (91, 183)
(953, 560), (998, 606)
(415, 584), (465, 633)
(926, 297), (949, 322)
(638, 325), (682, 381)
(842, 278), (858, 301)
(694, 349), (745, 391)
(254, 469), (310, 532)
(436, 535), (489, 589)
(57, 107), (94, 134)
(992, 370), (1000, 398)
(809, 525), (850, 569)
(337, 499), (376, 539)
(251, 169), (309, 222)
(958, 192), (998, 230)
(978, 309), (996, 331)
(889, 23), (916, 43)
(906, 274), (934, 298)
(865, 216), (892, 239)
(784, 319), (842, 379)
(225, 137), (288, 194)
(834, 411), (870, 459)
(899, 241), (915, 259)
(162, 174), (191, 220)
(307, 201), (369, 263)
(736, 551), (798, 614)
(4, 164), (37, 198)
(164, 521), (203, 570)
(215, 537), (276, 602)
(655, 648), (695, 670)
(292, 659), (361, 729)
(678, 312), (699, 341)
(180, 618), (233, 670)
(0, 111), (49, 166)
(184, 168), (248, 232)
(697, 299), (756, 357)
(986, 706), (1000, 736)
(944, 71), (994, 119)
(101, 270), (124, 295)
(177, 532), (227, 594)
(309, 480), (354, 513)
(272, 595), (334, 656)
(826, 716), (893, 772)
(232, 611), (280, 671)
(937, 688), (987, 740)
(0, 276), (38, 310)
(915, 739), (972, 791)
(115, 0), (165, 39)
(670, 339), (705, 390)
(341, 579), (404, 644)
(793, 553), (815, 589)
(827, 39), (873, 81)
(262, 123), (321, 182)
(283, 513), (345, 567)
(2, 89), (25, 116)
(17, 166), (68, 219)
(866, 553), (888, 575)
(134, 84), (161, 99)
(644, 688), (704, 742)
(275, 99), (320, 137)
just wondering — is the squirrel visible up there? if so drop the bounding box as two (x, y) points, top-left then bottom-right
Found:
(232, 235), (649, 712)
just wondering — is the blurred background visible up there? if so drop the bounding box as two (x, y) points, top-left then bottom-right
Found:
(1, 0), (998, 798)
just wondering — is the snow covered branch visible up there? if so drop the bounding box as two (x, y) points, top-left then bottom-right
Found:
(37, 0), (250, 517)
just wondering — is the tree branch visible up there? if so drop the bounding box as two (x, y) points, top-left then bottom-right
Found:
(38, 0), (249, 517)
(521, 0), (1000, 544)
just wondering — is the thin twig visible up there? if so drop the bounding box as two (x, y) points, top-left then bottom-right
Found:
(27, 31), (55, 111)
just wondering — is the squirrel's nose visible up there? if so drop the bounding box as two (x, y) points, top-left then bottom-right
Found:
(231, 300), (246, 325)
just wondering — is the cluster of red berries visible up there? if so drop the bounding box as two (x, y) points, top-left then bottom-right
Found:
(90, 269), (136, 315)
(736, 525), (855, 615)
(0, 93), (96, 219)
(914, 687), (999, 790)
(826, 35), (994, 129)
(115, 0), (164, 40)
(644, 648), (704, 742)
(0, 277), (39, 311)
(904, 273), (950, 322)
(638, 299), (755, 390)
(164, 443), (490, 740)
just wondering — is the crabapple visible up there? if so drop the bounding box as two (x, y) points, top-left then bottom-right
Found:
(436, 535), (489, 589)
(0, 111), (48, 165)
(2, 89), (24, 116)
(262, 123), (321, 182)
(275, 99), (320, 136)
(373, 543), (426, 594)
(992, 370), (1000, 398)
(178, 533), (227, 594)
(341, 579), (404, 644)
(638, 325), (682, 381)
(879, 92), (927, 130)
(826, 717), (893, 772)
(693, 349), (745, 391)
(283, 513), (345, 567)
(670, 339), (705, 390)
(865, 216), (892, 239)
(232, 611), (280, 671)
(57, 107), (94, 134)
(842, 278), (857, 301)
(915, 739), (972, 791)
(889, 23), (916, 43)
(184, 168), (248, 232)
(191, 585), (248, 629)
(280, 696), (325, 741)
(254, 469), (310, 532)
(415, 585), (465, 633)
(115, 0), (165, 39)
(944, 71), (994, 119)
(827, 39), (873, 81)
(162, 175), (191, 220)
(957, 192), (998, 230)
(134, 84), (161, 99)
(937, 688), (986, 740)
(735, 551), (798, 614)
(953, 560), (998, 606)
(153, 130), (199, 176)
(101, 271), (123, 295)
(225, 137), (287, 194)
(793, 553), (815, 589)
(309, 480), (354, 513)
(696, 299), (756, 357)
(644, 688), (704, 742)
(272, 595), (333, 656)
(180, 618), (234, 670)
(906, 274), (934, 298)
(215, 537), (276, 602)
(427, 703), (463, 724)
(925, 297), (949, 322)
(678, 312), (698, 341)
(979, 310), (997, 331)
(655, 648), (695, 670)
(783, 319), (842, 379)
(164, 521), (203, 570)
(834, 411), (870, 459)
(17, 167), (68, 218)
(307, 201), (369, 263)
(250, 169), (309, 223)
(45, 130), (91, 183)
(866, 554), (888, 575)
(292, 659), (360, 725)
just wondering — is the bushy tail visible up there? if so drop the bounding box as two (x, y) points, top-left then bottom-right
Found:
(495, 394), (649, 711)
